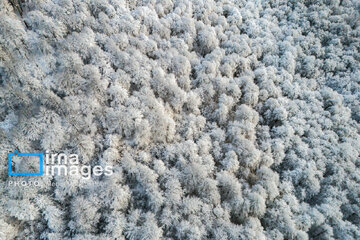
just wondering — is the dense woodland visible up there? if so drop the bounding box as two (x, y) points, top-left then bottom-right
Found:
(0, 0), (359, 239)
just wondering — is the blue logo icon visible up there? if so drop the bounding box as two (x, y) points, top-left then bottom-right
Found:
(8, 150), (43, 176)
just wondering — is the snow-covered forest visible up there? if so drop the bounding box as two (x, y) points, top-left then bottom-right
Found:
(0, 0), (359, 239)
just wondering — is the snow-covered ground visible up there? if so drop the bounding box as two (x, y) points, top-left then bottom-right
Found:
(0, 0), (359, 239)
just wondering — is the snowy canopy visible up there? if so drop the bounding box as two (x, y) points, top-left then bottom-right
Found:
(0, 0), (359, 239)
